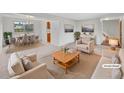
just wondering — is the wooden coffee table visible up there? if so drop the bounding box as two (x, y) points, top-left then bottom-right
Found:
(52, 50), (80, 74)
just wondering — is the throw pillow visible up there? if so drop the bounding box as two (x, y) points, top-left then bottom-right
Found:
(11, 58), (25, 75)
(112, 68), (122, 79)
(26, 54), (37, 62)
(22, 57), (33, 71)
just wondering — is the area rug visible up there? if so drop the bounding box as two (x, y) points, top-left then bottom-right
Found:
(43, 52), (101, 79)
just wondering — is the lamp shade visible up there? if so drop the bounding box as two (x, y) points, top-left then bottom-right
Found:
(109, 39), (118, 46)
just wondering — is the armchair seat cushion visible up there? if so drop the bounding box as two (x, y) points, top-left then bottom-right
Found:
(76, 44), (88, 50)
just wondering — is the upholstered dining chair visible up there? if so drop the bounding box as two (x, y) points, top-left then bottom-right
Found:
(30, 35), (35, 44)
(22, 34), (28, 45)
(10, 38), (16, 46)
(27, 36), (32, 45)
(35, 36), (39, 43)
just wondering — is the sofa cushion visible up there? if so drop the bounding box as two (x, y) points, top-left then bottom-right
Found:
(22, 57), (33, 71)
(11, 58), (25, 75)
(20, 53), (37, 63)
(26, 53), (37, 63)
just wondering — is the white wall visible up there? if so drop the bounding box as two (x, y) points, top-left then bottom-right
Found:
(51, 20), (60, 46)
(41, 20), (47, 44)
(58, 19), (76, 46)
(0, 16), (3, 53)
(41, 20), (61, 46)
(41, 18), (76, 46)
(76, 19), (103, 44)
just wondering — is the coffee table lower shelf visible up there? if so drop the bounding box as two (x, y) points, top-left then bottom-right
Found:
(54, 58), (78, 74)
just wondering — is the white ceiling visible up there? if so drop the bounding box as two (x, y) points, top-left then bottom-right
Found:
(24, 13), (124, 20)
(50, 13), (111, 20)
(1, 13), (124, 21)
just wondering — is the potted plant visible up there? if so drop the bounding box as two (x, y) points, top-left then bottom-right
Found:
(63, 47), (69, 54)
(74, 31), (81, 41)
(3, 32), (12, 45)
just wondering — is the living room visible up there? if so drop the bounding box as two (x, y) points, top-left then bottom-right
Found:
(0, 13), (124, 79)
(1, 0), (124, 93)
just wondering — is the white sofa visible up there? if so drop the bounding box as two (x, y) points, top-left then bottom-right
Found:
(8, 53), (54, 79)
(91, 49), (124, 79)
(76, 37), (94, 54)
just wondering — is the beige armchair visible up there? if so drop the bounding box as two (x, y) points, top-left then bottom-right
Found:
(76, 37), (95, 54)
